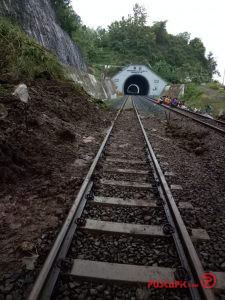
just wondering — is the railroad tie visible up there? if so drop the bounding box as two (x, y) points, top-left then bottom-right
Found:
(106, 158), (146, 165)
(69, 260), (225, 290)
(91, 196), (194, 210)
(70, 259), (175, 283)
(103, 168), (149, 175)
(81, 219), (210, 241)
(92, 196), (157, 207)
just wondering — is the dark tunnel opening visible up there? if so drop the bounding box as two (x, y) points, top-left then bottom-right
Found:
(124, 75), (150, 95)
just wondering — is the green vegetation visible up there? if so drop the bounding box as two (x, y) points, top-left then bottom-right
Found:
(51, 0), (81, 37)
(181, 84), (203, 104)
(206, 81), (224, 91)
(181, 83), (225, 116)
(51, 1), (218, 84)
(0, 17), (65, 80)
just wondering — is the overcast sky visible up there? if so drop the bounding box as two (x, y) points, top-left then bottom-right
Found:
(72, 0), (224, 82)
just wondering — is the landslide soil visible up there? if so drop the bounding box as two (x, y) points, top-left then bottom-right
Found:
(0, 79), (113, 275)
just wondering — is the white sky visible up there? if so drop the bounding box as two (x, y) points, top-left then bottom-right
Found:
(72, 0), (225, 82)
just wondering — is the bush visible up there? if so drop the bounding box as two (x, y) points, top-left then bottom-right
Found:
(181, 84), (203, 103)
(207, 82), (219, 90)
(0, 17), (65, 80)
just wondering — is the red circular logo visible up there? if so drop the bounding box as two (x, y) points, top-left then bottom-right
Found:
(200, 273), (216, 289)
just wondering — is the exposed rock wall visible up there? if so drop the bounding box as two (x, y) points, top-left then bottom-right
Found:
(0, 0), (87, 71)
(0, 0), (116, 98)
(67, 66), (116, 99)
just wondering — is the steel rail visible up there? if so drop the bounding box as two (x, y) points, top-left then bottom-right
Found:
(145, 95), (225, 124)
(28, 96), (128, 300)
(174, 106), (225, 126)
(142, 96), (225, 134)
(132, 97), (215, 300)
(146, 95), (225, 126)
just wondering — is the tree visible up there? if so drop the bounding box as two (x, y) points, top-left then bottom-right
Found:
(50, 1), (218, 83)
(51, 0), (81, 37)
(151, 21), (168, 44)
(207, 51), (219, 78)
(177, 32), (191, 43)
(73, 26), (100, 63)
(189, 38), (206, 57)
(133, 3), (148, 26)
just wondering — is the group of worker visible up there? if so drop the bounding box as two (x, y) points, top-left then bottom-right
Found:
(157, 96), (181, 107)
(157, 96), (214, 115)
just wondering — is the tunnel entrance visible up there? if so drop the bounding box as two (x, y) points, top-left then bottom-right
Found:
(124, 75), (149, 95)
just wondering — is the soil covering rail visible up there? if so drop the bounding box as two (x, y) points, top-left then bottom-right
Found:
(29, 96), (215, 300)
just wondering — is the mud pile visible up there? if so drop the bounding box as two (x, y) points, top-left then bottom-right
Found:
(0, 79), (112, 274)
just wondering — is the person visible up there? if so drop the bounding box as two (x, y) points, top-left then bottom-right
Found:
(159, 96), (164, 104)
(164, 96), (171, 106)
(157, 97), (161, 104)
(157, 96), (164, 104)
(171, 98), (178, 107)
(205, 104), (213, 114)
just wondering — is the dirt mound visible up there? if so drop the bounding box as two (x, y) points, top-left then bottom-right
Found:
(0, 79), (112, 274)
(0, 79), (109, 183)
(165, 120), (208, 155)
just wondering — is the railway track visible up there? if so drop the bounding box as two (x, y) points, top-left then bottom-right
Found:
(143, 96), (225, 134)
(28, 96), (222, 300)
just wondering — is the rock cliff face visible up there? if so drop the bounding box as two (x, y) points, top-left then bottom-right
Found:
(0, 0), (116, 98)
(0, 0), (87, 71)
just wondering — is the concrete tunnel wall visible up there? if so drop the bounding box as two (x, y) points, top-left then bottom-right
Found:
(112, 64), (167, 96)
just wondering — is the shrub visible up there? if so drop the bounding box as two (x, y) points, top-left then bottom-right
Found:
(0, 17), (65, 80)
(181, 84), (203, 103)
(207, 82), (219, 90)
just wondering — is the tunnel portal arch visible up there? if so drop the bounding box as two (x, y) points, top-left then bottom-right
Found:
(124, 75), (149, 95)
(112, 64), (167, 97)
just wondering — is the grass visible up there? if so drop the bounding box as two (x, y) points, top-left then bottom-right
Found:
(181, 84), (225, 116)
(0, 17), (65, 81)
(207, 82), (219, 90)
(206, 82), (225, 93)
(0, 17), (114, 112)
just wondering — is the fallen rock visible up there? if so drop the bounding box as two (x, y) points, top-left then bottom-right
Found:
(22, 255), (39, 270)
(73, 158), (87, 167)
(12, 84), (30, 103)
(82, 136), (95, 144)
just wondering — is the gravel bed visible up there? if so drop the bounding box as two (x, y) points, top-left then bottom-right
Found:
(93, 184), (159, 200)
(0, 230), (57, 299)
(135, 97), (225, 273)
(215, 291), (225, 300)
(69, 231), (180, 268)
(100, 171), (151, 183)
(61, 109), (190, 300)
(82, 204), (166, 225)
(53, 277), (191, 300)
(194, 240), (225, 272)
(179, 209), (202, 228)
